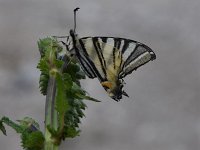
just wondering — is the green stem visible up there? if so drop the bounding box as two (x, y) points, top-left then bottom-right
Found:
(44, 76), (59, 150)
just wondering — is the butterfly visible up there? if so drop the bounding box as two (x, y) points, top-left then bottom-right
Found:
(62, 8), (156, 101)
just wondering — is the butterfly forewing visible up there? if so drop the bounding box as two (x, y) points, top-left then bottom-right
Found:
(78, 38), (107, 81)
(79, 37), (125, 82)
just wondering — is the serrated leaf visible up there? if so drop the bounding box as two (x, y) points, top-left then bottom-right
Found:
(38, 37), (62, 58)
(1, 117), (24, 133)
(76, 109), (85, 118)
(67, 63), (80, 73)
(37, 38), (51, 58)
(63, 127), (80, 138)
(37, 57), (50, 95)
(75, 71), (86, 79)
(38, 73), (49, 95)
(37, 58), (49, 74)
(75, 93), (101, 102)
(73, 99), (87, 109)
(64, 63), (83, 81)
(0, 120), (6, 135)
(63, 73), (73, 90)
(21, 131), (44, 150)
(54, 59), (64, 69)
(71, 82), (85, 95)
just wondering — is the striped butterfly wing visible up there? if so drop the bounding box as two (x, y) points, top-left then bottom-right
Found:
(71, 36), (156, 101)
(78, 37), (156, 80)
(78, 37), (123, 83)
(117, 38), (156, 78)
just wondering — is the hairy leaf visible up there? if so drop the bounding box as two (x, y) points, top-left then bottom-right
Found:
(21, 131), (44, 150)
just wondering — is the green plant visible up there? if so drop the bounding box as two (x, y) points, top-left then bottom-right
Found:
(0, 37), (100, 150)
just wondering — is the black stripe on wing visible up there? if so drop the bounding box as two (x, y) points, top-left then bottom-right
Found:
(92, 37), (107, 77)
(121, 39), (130, 54)
(78, 39), (106, 82)
(119, 42), (156, 78)
(73, 46), (97, 79)
(113, 38), (121, 69)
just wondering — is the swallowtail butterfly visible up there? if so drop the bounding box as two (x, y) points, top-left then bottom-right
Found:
(62, 8), (156, 101)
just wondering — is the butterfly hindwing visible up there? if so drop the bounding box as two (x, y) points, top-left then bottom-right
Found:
(119, 41), (156, 78)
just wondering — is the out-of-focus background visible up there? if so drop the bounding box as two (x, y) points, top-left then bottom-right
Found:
(0, 0), (200, 150)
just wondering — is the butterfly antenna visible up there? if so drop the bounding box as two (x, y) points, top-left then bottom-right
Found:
(74, 7), (80, 34)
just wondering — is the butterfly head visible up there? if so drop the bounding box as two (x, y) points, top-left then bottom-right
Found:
(70, 29), (76, 39)
(101, 79), (129, 101)
(70, 29), (80, 47)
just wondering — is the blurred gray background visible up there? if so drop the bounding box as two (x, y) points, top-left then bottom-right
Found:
(0, 0), (200, 150)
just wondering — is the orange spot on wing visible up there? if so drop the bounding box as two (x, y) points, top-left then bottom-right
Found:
(101, 81), (113, 89)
